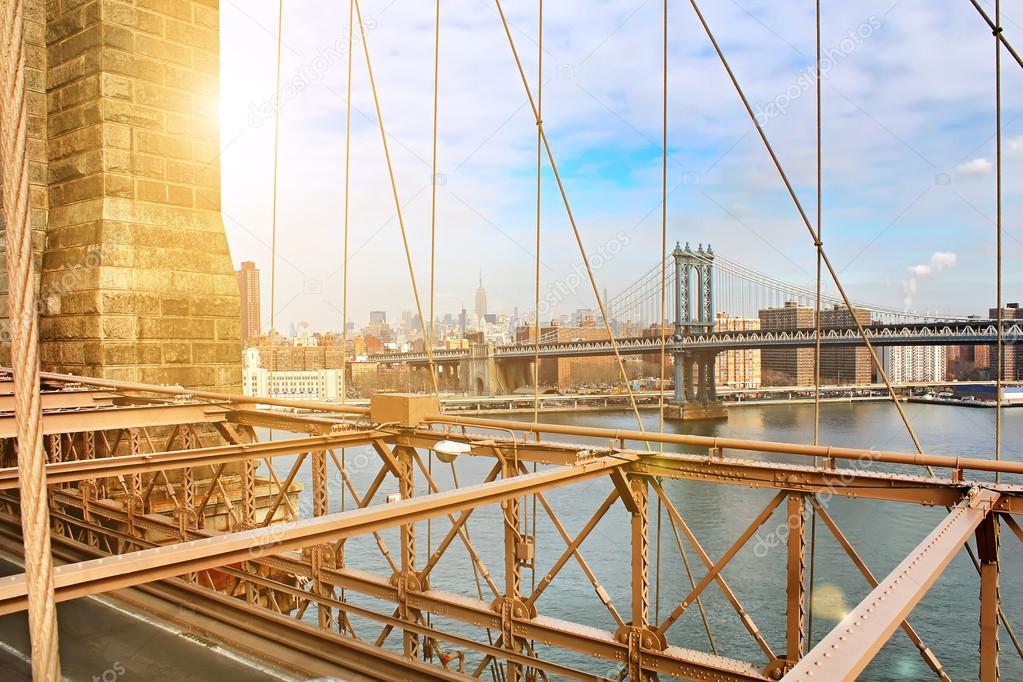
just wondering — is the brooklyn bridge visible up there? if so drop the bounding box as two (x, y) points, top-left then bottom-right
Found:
(0, 0), (1020, 681)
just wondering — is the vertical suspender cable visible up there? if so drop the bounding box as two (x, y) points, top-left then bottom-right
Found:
(808, 0), (823, 649)
(655, 0), (669, 626)
(339, 0), (355, 609)
(812, 0), (823, 452)
(0, 2), (61, 677)
(269, 0), (285, 408)
(994, 0), (1003, 482)
(427, 0), (441, 632)
(341, 0), (354, 405)
(658, 0), (669, 439)
(429, 0), (441, 361)
(531, 0), (543, 604)
(533, 0), (543, 425)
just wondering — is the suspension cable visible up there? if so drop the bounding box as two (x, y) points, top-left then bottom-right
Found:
(429, 0), (441, 359)
(532, 0), (543, 425)
(968, 0), (1023, 70)
(658, 0), (669, 439)
(808, 0), (823, 649)
(994, 0), (1003, 482)
(352, 0), (440, 395)
(493, 0), (647, 436)
(0, 1), (61, 676)
(341, 0), (354, 405)
(269, 0), (284, 400)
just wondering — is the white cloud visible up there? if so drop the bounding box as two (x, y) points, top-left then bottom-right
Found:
(955, 157), (993, 175)
(903, 251), (957, 309)
(1009, 136), (1023, 155)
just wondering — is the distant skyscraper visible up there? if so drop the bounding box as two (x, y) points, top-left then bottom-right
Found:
(475, 274), (488, 323)
(236, 261), (261, 345)
(370, 310), (387, 324)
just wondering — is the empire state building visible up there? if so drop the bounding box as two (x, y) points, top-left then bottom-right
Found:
(474, 274), (488, 326)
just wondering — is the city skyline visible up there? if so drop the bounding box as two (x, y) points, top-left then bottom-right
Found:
(236, 251), (1018, 337)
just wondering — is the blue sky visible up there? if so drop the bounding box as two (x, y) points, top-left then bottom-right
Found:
(218, 0), (1022, 331)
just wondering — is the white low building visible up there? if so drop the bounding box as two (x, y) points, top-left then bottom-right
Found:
(242, 347), (345, 400)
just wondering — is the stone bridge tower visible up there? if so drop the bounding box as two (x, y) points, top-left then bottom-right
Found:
(2, 0), (241, 392)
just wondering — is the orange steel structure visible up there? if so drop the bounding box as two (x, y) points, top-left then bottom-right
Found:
(0, 372), (1018, 681)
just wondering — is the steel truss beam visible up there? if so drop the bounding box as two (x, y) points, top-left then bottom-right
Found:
(785, 489), (1000, 681)
(0, 460), (773, 681)
(0, 391), (115, 412)
(428, 414), (1023, 478)
(0, 454), (631, 613)
(0, 525), (469, 682)
(0, 431), (385, 490)
(402, 431), (1023, 513)
(807, 498), (949, 680)
(0, 402), (230, 438)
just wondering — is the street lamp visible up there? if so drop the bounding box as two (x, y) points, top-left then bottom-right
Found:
(433, 440), (471, 464)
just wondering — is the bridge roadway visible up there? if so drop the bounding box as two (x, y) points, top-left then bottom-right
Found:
(372, 320), (1022, 363)
(0, 557), (287, 682)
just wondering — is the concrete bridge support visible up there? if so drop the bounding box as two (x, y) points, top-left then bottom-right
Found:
(459, 345), (535, 396)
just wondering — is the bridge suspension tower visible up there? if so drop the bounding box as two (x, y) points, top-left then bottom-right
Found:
(670, 243), (726, 419)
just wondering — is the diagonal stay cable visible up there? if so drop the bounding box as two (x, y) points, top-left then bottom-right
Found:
(685, 0), (1023, 659)
(968, 0), (1023, 70)
(684, 0), (927, 458)
(353, 0), (440, 396)
(493, 0), (647, 438)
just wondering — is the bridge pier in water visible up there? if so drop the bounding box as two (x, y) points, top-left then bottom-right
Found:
(665, 243), (727, 421)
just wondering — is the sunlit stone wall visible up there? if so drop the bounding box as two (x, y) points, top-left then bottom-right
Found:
(2, 0), (241, 392)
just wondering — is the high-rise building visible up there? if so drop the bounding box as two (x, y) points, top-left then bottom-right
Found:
(884, 346), (947, 383)
(759, 302), (815, 386)
(236, 261), (261, 346)
(475, 274), (488, 325)
(819, 305), (873, 385)
(369, 310), (387, 324)
(757, 302), (873, 386)
(988, 303), (1022, 380)
(714, 313), (761, 388)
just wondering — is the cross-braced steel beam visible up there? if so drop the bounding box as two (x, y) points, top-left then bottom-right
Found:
(786, 489), (1001, 681)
